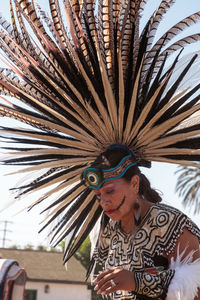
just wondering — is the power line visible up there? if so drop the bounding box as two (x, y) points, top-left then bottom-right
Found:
(0, 220), (13, 248)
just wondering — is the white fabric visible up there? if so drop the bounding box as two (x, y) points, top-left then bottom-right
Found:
(0, 259), (27, 300)
(167, 248), (200, 300)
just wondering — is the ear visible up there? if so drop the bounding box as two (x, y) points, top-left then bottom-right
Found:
(130, 175), (140, 192)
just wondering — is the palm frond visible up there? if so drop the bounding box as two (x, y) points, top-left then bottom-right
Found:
(176, 166), (200, 214)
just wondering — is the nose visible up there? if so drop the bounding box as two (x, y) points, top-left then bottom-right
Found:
(98, 195), (110, 206)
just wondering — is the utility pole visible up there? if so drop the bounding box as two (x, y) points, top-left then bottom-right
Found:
(0, 220), (13, 248)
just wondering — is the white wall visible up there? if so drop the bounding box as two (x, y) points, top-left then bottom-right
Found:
(25, 281), (91, 300)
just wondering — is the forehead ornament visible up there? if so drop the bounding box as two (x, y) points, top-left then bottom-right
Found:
(82, 154), (137, 190)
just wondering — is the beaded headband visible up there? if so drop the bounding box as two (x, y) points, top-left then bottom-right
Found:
(82, 154), (137, 190)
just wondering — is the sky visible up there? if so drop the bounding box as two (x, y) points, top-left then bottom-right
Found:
(0, 0), (200, 249)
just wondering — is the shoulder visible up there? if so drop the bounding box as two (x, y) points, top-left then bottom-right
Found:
(141, 202), (200, 255)
(150, 203), (197, 227)
(150, 202), (186, 216)
(154, 203), (200, 241)
(152, 203), (200, 238)
(146, 202), (188, 228)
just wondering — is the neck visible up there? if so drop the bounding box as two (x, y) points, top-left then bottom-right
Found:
(121, 198), (153, 234)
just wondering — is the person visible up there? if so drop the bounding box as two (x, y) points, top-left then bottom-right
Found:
(82, 144), (200, 300)
(0, 1), (200, 299)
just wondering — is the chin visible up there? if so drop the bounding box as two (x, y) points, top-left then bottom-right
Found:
(105, 212), (120, 221)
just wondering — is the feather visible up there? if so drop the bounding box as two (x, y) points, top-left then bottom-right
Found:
(0, 0), (200, 262)
(143, 11), (200, 78)
(167, 247), (200, 300)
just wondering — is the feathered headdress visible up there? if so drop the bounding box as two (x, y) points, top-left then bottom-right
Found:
(0, 0), (200, 262)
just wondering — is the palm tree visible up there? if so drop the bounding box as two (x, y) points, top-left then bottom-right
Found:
(175, 166), (200, 214)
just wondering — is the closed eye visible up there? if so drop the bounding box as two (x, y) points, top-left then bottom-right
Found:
(106, 189), (114, 195)
(95, 188), (115, 202)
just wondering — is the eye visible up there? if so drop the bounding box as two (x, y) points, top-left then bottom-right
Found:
(106, 189), (114, 195)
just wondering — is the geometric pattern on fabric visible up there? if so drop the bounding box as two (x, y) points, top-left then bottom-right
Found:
(93, 203), (200, 299)
(0, 0), (200, 261)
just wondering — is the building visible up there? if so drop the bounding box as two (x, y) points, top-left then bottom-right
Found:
(0, 248), (91, 300)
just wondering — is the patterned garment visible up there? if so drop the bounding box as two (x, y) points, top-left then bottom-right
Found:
(93, 203), (200, 299)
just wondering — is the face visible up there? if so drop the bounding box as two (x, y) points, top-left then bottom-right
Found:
(94, 176), (139, 222)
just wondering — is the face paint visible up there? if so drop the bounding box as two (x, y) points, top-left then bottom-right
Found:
(104, 196), (126, 216)
(115, 196), (126, 210)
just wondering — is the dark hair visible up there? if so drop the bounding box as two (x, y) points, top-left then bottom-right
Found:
(92, 147), (162, 203)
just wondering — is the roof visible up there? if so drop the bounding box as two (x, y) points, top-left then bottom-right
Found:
(0, 248), (87, 284)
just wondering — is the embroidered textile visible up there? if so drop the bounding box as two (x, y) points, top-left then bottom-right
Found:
(93, 203), (200, 299)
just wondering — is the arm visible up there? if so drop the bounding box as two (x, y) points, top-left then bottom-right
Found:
(93, 266), (174, 299)
(195, 290), (200, 300)
(94, 228), (200, 299)
(166, 228), (200, 300)
(134, 267), (174, 299)
(94, 266), (175, 299)
(134, 228), (200, 300)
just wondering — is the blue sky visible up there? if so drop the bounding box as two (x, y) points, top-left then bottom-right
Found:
(0, 0), (199, 248)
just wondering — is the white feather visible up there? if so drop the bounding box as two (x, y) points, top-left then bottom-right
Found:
(89, 216), (101, 259)
(167, 247), (200, 300)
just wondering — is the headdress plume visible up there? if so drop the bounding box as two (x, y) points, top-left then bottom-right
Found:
(0, 0), (200, 262)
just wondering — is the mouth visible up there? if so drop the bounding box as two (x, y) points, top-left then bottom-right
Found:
(105, 209), (116, 215)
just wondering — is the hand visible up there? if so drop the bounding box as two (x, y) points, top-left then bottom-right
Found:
(93, 266), (136, 295)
